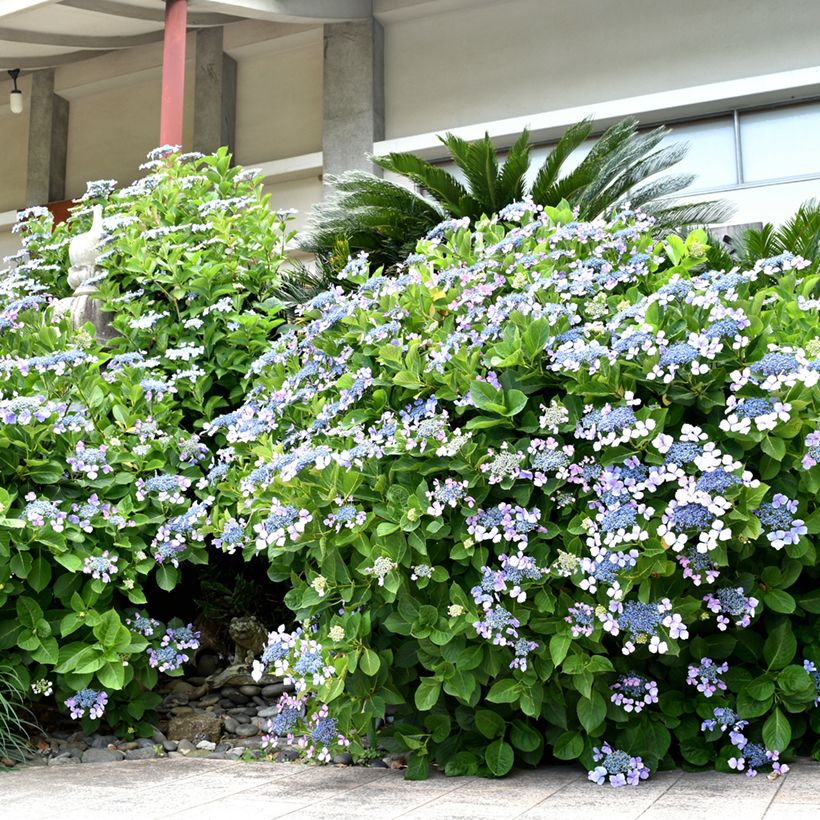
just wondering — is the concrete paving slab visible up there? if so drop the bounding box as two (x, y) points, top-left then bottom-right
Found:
(0, 757), (816, 820)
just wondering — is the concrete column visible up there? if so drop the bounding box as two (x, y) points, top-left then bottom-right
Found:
(26, 69), (69, 206)
(194, 26), (237, 156)
(322, 17), (384, 181)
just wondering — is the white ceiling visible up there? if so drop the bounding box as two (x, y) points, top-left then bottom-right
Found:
(0, 0), (484, 69)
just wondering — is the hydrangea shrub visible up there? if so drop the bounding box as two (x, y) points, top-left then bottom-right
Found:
(211, 203), (820, 778)
(0, 148), (290, 735)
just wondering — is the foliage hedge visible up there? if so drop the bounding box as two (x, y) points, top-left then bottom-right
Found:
(0, 148), (289, 735)
(2, 147), (820, 780)
(212, 201), (820, 778)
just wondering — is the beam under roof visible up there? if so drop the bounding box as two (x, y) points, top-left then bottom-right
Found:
(1, 48), (111, 68)
(59, 0), (241, 26)
(192, 0), (372, 24)
(0, 25), (163, 48)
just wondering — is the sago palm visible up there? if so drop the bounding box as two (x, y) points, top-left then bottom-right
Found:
(705, 199), (820, 271)
(300, 117), (732, 274)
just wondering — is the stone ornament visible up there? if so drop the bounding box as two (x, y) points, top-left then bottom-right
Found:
(53, 203), (117, 343)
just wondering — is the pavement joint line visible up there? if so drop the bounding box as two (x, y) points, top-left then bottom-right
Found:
(252, 770), (398, 820)
(387, 775), (476, 819)
(161, 767), (393, 818)
(160, 769), (312, 817)
(509, 770), (587, 817)
(631, 770), (685, 819)
(760, 771), (788, 819)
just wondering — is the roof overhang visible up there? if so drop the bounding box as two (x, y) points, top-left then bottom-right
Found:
(0, 0), (372, 70)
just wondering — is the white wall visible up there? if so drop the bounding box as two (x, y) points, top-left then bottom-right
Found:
(234, 37), (323, 165)
(384, 0), (820, 138)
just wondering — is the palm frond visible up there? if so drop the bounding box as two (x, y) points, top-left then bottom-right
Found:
(299, 172), (444, 272)
(373, 151), (469, 215)
(645, 198), (736, 232)
(440, 132), (500, 217)
(738, 224), (781, 265)
(497, 129), (531, 206)
(530, 118), (593, 202)
(776, 198), (820, 258)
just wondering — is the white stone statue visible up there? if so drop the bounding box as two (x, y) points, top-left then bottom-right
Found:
(54, 203), (117, 342)
(68, 203), (105, 292)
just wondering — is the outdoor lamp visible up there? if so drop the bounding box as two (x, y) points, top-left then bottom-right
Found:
(8, 69), (22, 114)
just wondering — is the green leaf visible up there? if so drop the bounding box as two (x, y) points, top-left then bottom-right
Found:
(93, 610), (123, 648)
(764, 621), (797, 670)
(550, 633), (571, 666)
(54, 553), (83, 572)
(31, 636), (58, 664)
(97, 660), (126, 690)
(360, 648), (381, 676)
(680, 737), (711, 766)
(469, 381), (506, 415)
(762, 708), (791, 752)
(156, 564), (178, 592)
(576, 692), (606, 733)
(553, 731), (584, 760)
(761, 436), (786, 460)
(503, 389), (528, 417)
(486, 678), (519, 704)
(509, 720), (541, 753)
(404, 752), (430, 781)
(28, 557), (52, 593)
(763, 589), (796, 614)
(484, 739), (514, 777)
(474, 709), (505, 740)
(16, 596), (42, 630)
(414, 678), (441, 711)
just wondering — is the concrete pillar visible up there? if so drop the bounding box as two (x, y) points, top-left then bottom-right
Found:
(26, 69), (69, 206)
(194, 26), (237, 156)
(322, 18), (384, 181)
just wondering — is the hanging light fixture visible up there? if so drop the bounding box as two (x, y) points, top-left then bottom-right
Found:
(8, 69), (22, 114)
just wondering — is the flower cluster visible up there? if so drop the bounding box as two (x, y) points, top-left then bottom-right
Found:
(588, 742), (650, 787)
(65, 688), (108, 720)
(686, 657), (728, 697)
(609, 674), (659, 713)
(147, 624), (200, 673)
(599, 598), (688, 654)
(82, 551), (119, 583)
(753, 495), (807, 550)
(66, 441), (113, 479)
(728, 743), (789, 778)
(703, 587), (758, 630)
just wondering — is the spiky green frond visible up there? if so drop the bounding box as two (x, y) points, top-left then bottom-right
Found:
(373, 151), (470, 214)
(644, 198), (736, 232)
(530, 118), (593, 202)
(497, 129), (531, 207)
(440, 132), (500, 216)
(776, 199), (820, 258)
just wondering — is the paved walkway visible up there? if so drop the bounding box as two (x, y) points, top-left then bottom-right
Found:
(2, 757), (818, 820)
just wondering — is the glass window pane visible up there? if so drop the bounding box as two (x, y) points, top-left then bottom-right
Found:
(740, 102), (820, 183)
(656, 118), (737, 191)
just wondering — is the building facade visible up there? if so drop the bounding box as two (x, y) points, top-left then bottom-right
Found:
(2, 0), (820, 257)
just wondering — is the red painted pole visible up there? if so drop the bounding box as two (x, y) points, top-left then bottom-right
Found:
(159, 0), (188, 147)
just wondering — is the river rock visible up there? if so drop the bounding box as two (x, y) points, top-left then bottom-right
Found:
(125, 748), (158, 761)
(82, 748), (124, 763)
(168, 713), (222, 744)
(234, 724), (259, 738)
(239, 685), (260, 697)
(223, 717), (240, 735)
